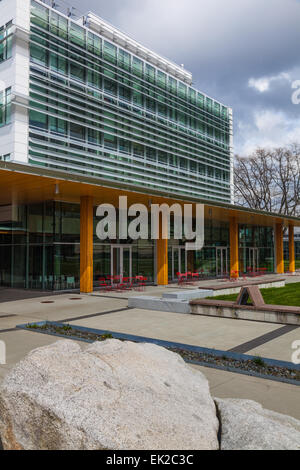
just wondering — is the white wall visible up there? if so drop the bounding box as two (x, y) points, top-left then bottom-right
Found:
(0, 0), (30, 163)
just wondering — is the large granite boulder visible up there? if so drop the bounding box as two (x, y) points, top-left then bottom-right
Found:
(216, 398), (300, 450)
(0, 339), (219, 450)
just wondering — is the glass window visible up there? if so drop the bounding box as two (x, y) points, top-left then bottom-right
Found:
(31, 43), (48, 66)
(0, 21), (13, 64)
(70, 123), (85, 141)
(119, 85), (131, 102)
(50, 117), (67, 135)
(87, 32), (101, 55)
(146, 148), (156, 161)
(168, 77), (177, 94)
(178, 82), (187, 99)
(145, 64), (155, 83)
(0, 88), (11, 128)
(31, 0), (49, 30)
(189, 88), (196, 104)
(197, 93), (204, 108)
(104, 78), (117, 96)
(70, 23), (85, 47)
(88, 128), (101, 146)
(119, 139), (131, 154)
(87, 69), (101, 89)
(133, 143), (144, 157)
(132, 56), (143, 77)
(50, 11), (68, 39)
(29, 109), (47, 130)
(222, 106), (228, 119)
(157, 71), (166, 89)
(104, 133), (117, 150)
(118, 49), (131, 71)
(70, 62), (85, 82)
(103, 41), (117, 64)
(214, 102), (220, 116)
(133, 89), (143, 107)
(206, 97), (213, 112)
(146, 98), (156, 113)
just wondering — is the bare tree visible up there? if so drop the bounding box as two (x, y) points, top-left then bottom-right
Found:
(234, 144), (300, 217)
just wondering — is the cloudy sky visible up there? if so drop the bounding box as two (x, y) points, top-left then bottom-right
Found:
(66, 0), (300, 155)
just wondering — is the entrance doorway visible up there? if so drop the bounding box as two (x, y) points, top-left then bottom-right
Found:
(171, 246), (187, 280)
(216, 247), (228, 277)
(249, 247), (259, 272)
(111, 245), (132, 281)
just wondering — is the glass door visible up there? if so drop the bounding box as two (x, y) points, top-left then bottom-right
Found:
(172, 246), (187, 280)
(216, 247), (228, 277)
(111, 245), (132, 281)
(249, 247), (259, 272)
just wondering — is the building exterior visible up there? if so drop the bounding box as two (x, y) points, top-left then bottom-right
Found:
(0, 0), (299, 292)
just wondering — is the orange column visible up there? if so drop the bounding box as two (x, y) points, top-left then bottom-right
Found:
(80, 196), (94, 293)
(230, 217), (239, 278)
(157, 214), (168, 285)
(275, 222), (284, 274)
(289, 225), (295, 273)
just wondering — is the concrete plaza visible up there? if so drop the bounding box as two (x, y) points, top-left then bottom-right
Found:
(0, 277), (299, 419)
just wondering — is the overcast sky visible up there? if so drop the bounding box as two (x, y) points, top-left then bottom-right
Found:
(65, 0), (300, 155)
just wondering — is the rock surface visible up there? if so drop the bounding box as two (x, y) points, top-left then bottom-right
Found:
(215, 398), (300, 450)
(0, 339), (219, 450)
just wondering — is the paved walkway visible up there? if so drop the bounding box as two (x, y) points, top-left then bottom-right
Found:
(0, 277), (299, 419)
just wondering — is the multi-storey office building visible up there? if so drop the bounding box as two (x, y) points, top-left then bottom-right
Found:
(0, 0), (299, 292)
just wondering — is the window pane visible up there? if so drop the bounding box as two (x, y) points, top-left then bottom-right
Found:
(70, 23), (85, 47)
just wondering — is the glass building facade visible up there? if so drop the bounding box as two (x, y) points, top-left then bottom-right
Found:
(27, 0), (232, 203)
(0, 201), (156, 290)
(0, 200), (276, 290)
(0, 0), (297, 292)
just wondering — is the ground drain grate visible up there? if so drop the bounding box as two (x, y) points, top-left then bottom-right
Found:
(41, 301), (55, 304)
(69, 298), (82, 301)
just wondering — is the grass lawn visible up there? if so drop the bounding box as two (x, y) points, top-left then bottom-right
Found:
(207, 282), (300, 307)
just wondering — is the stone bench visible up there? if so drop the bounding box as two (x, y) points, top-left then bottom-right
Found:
(198, 277), (286, 297)
(190, 285), (300, 325)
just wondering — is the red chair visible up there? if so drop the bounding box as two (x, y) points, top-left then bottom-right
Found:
(122, 277), (134, 291)
(99, 277), (112, 292)
(177, 272), (186, 285)
(135, 276), (147, 291)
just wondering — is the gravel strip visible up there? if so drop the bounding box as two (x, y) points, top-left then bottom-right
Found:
(25, 323), (300, 383)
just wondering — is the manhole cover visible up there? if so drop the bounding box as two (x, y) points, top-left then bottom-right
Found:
(69, 298), (82, 301)
(41, 301), (55, 304)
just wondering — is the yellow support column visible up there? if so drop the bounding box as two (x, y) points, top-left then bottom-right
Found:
(80, 196), (94, 293)
(275, 223), (284, 274)
(289, 225), (295, 274)
(157, 214), (168, 285)
(230, 217), (239, 279)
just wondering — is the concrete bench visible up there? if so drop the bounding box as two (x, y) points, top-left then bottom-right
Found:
(198, 278), (286, 297)
(190, 284), (300, 325)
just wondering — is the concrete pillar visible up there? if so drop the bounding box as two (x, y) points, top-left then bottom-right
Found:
(230, 217), (239, 278)
(289, 225), (295, 274)
(80, 196), (94, 293)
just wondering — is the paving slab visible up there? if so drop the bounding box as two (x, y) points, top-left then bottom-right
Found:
(247, 328), (300, 362)
(191, 364), (300, 420)
(68, 308), (281, 351)
(0, 294), (128, 323)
